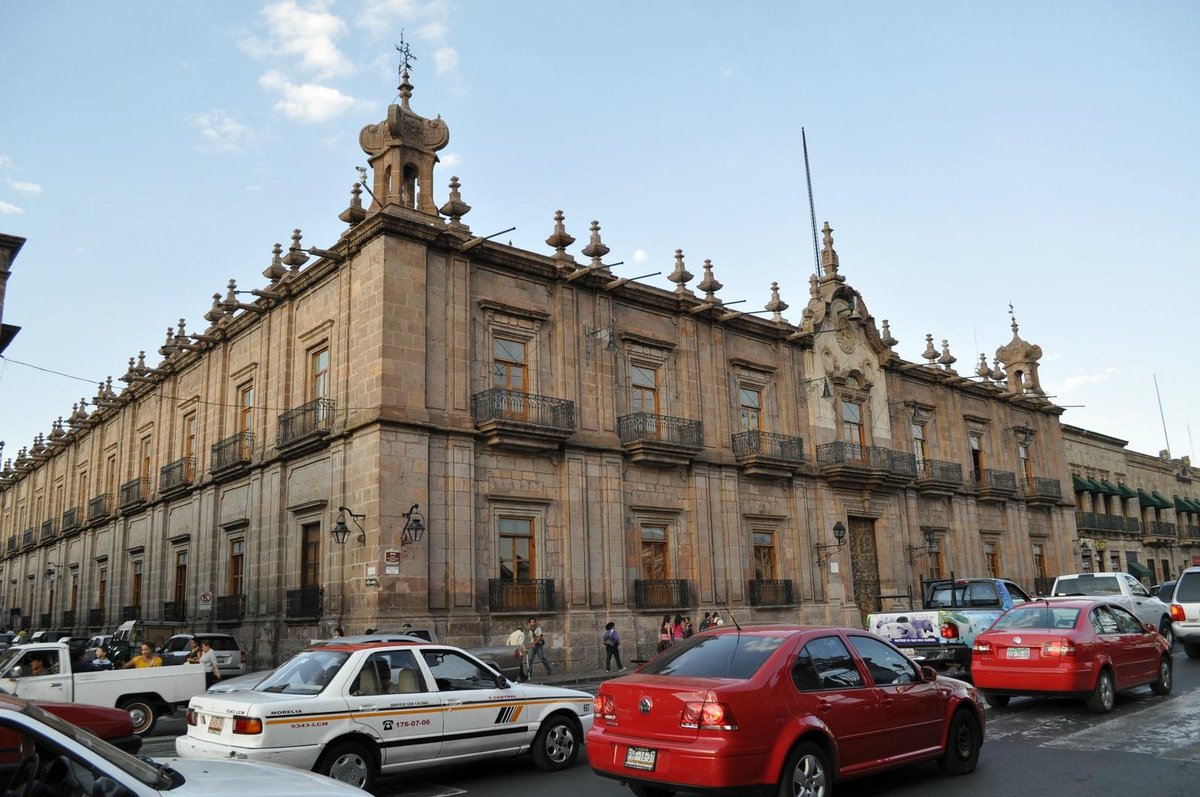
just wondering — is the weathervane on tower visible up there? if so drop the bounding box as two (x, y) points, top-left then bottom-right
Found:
(396, 31), (417, 76)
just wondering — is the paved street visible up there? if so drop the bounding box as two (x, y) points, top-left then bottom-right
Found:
(141, 656), (1200, 795)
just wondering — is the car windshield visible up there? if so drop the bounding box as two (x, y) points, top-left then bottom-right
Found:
(639, 633), (786, 679)
(196, 637), (240, 651)
(0, 649), (23, 675)
(18, 701), (168, 786)
(256, 649), (348, 694)
(1054, 575), (1121, 596)
(991, 606), (1080, 630)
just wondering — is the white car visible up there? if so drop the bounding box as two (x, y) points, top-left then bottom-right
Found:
(0, 692), (367, 797)
(176, 641), (593, 790)
(1169, 566), (1200, 658)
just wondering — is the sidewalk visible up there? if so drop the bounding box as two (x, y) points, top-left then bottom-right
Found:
(521, 662), (641, 688)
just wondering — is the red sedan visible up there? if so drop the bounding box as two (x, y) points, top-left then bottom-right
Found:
(971, 598), (1172, 714)
(587, 624), (983, 797)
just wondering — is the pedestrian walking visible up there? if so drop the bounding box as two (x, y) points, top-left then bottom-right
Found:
(185, 638), (201, 664)
(657, 615), (673, 653)
(505, 624), (528, 681)
(198, 638), (222, 688)
(602, 622), (626, 672)
(712, 611), (724, 627)
(683, 617), (694, 638)
(699, 612), (712, 632)
(525, 616), (553, 677)
(672, 614), (685, 643)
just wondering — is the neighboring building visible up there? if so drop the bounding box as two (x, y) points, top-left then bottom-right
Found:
(1064, 425), (1200, 583)
(0, 72), (1078, 667)
(0, 233), (24, 355)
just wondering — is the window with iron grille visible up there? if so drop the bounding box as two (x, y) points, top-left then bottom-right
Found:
(301, 523), (321, 589)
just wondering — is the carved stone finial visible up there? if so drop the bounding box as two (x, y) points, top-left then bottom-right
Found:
(765, 282), (789, 322)
(809, 273), (820, 297)
(545, 210), (576, 263)
(204, 293), (224, 324)
(339, 183), (367, 226)
(938, 339), (957, 371)
(922, 334), (939, 365)
(175, 319), (191, 349)
(159, 327), (177, 358)
(976, 353), (992, 379)
(880, 319), (898, 347)
(667, 249), (694, 297)
(820, 221), (843, 281)
(136, 351), (149, 374)
(439, 176), (472, 230)
(580, 220), (610, 268)
(263, 243), (287, 282)
(282, 229), (309, 270)
(697, 259), (723, 305)
(991, 357), (1005, 382)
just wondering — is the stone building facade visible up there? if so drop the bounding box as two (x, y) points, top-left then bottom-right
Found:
(0, 75), (1080, 668)
(1064, 425), (1200, 582)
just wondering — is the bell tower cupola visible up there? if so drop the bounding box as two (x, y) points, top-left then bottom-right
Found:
(358, 40), (449, 217)
(995, 305), (1045, 395)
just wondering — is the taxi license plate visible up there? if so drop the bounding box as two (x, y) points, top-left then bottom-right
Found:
(624, 746), (657, 771)
(208, 716), (225, 733)
(1007, 647), (1030, 659)
(900, 648), (917, 658)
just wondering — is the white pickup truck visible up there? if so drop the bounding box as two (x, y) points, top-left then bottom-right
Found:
(1051, 571), (1174, 645)
(176, 640), (594, 790)
(0, 641), (206, 734)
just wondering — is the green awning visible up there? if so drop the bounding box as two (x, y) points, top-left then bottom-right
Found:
(1072, 475), (1094, 493)
(1115, 482), (1138, 499)
(1096, 480), (1121, 496)
(1151, 490), (1172, 509)
(1176, 497), (1192, 513)
(1183, 497), (1200, 513)
(1138, 489), (1157, 508)
(1126, 560), (1153, 580)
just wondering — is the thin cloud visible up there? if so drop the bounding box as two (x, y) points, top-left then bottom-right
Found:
(188, 111), (254, 152)
(6, 179), (41, 195)
(1051, 368), (1120, 394)
(633, 249), (648, 263)
(432, 46), (459, 76)
(440, 152), (461, 168)
(240, 0), (353, 80)
(357, 1), (458, 78)
(259, 70), (359, 123)
(0, 201), (24, 215)
(0, 155), (10, 168)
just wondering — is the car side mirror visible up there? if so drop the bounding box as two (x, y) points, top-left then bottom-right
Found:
(495, 674), (509, 689)
(920, 666), (937, 682)
(1144, 623), (1157, 634)
(11, 665), (24, 679)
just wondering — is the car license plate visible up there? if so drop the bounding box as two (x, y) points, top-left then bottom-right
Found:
(208, 716), (224, 733)
(624, 746), (657, 771)
(900, 648), (917, 657)
(1007, 647), (1030, 659)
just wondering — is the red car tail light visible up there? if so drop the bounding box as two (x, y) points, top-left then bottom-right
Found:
(232, 716), (263, 735)
(593, 694), (616, 722)
(186, 708), (197, 726)
(940, 622), (960, 640)
(972, 640), (992, 654)
(681, 699), (738, 731)
(1041, 639), (1076, 657)
(240, 651), (247, 663)
(1170, 603), (1186, 622)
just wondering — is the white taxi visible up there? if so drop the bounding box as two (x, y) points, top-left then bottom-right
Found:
(175, 641), (593, 789)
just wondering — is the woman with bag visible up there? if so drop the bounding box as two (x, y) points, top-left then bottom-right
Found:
(602, 622), (626, 672)
(657, 615), (672, 654)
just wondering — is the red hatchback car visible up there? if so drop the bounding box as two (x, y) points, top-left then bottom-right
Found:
(588, 625), (984, 797)
(971, 598), (1172, 714)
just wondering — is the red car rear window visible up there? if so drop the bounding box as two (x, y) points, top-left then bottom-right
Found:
(991, 606), (1080, 630)
(639, 633), (786, 679)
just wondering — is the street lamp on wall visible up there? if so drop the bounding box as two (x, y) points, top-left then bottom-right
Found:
(907, 527), (939, 564)
(45, 561), (62, 582)
(401, 504), (426, 545)
(331, 506), (366, 545)
(814, 521), (847, 566)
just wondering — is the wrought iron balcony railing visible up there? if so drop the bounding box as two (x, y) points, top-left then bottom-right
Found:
(285, 585), (323, 619)
(159, 457), (196, 494)
(471, 389), (576, 431)
(1125, 517), (1142, 534)
(216, 594), (246, 624)
(121, 605), (138, 622)
(39, 613), (50, 629)
(87, 493), (113, 523)
(1026, 477), (1063, 501)
(633, 578), (690, 610)
(5, 538), (14, 555)
(1148, 521), (1178, 539)
(162, 600), (186, 622)
(748, 579), (795, 606)
(118, 477), (150, 510)
(731, 431), (806, 463)
(21, 528), (34, 548)
(916, 459), (964, 485)
(975, 468), (1017, 497)
(488, 579), (556, 613)
(61, 610), (75, 628)
(277, 398), (334, 449)
(87, 608), (104, 627)
(212, 432), (255, 474)
(40, 518), (57, 544)
(61, 507), (81, 534)
(617, 413), (704, 448)
(816, 442), (917, 481)
(1076, 511), (1099, 532)
(1187, 524), (1200, 540)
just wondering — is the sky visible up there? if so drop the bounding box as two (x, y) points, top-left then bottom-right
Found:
(1, 0), (1198, 464)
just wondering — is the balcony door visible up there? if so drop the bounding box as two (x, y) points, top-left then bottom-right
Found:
(492, 337), (528, 420)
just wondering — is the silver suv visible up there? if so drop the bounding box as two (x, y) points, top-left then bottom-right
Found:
(161, 633), (246, 675)
(1169, 566), (1200, 659)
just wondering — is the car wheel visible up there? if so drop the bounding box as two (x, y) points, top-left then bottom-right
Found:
(315, 740), (375, 790)
(777, 741), (831, 797)
(118, 698), (157, 735)
(531, 714), (580, 771)
(983, 693), (1010, 709)
(1159, 618), (1174, 648)
(938, 709), (981, 775)
(1150, 657), (1173, 696)
(1086, 669), (1115, 714)
(1185, 643), (1200, 659)
(629, 785), (675, 797)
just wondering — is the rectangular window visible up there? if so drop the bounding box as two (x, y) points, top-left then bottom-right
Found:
(911, 423), (926, 466)
(969, 433), (984, 482)
(54, 484), (64, 520)
(139, 437), (152, 481)
(498, 517), (534, 581)
(631, 365), (659, 415)
(492, 337), (527, 392)
(1162, 558), (1171, 581)
(229, 539), (245, 595)
(70, 571), (79, 613)
(1032, 544), (1046, 579)
(1109, 552), (1121, 573)
(738, 386), (762, 432)
(105, 454), (117, 495)
(183, 412), (198, 458)
(984, 542), (1000, 578)
(752, 530), (776, 580)
(78, 470), (89, 507)
(130, 560), (143, 608)
(309, 346), (330, 401)
(238, 383), (255, 434)
(640, 524), (669, 579)
(842, 400), (865, 449)
(300, 523), (321, 589)
(1017, 444), (1033, 487)
(174, 550), (188, 604)
(97, 566), (108, 614)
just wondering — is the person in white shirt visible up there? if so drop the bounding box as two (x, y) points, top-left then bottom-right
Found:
(198, 639), (222, 688)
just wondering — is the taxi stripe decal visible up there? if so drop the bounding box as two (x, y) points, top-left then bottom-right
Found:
(262, 697), (586, 726)
(380, 725), (527, 749)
